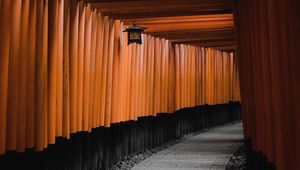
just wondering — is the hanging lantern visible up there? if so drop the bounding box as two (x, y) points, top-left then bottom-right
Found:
(123, 22), (146, 45)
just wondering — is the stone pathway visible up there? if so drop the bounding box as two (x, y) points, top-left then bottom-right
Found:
(131, 123), (244, 170)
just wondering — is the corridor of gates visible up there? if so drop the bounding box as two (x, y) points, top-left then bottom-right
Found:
(0, 0), (299, 170)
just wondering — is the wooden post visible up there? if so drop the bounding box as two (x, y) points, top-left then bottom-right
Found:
(96, 14), (105, 126)
(48, 0), (58, 145)
(77, 1), (85, 132)
(111, 20), (121, 123)
(35, 0), (48, 150)
(93, 13), (103, 127)
(26, 0), (37, 147)
(56, 0), (64, 137)
(69, 0), (79, 134)
(99, 16), (109, 126)
(6, 0), (22, 151)
(90, 10), (97, 128)
(0, 0), (12, 154)
(17, 0), (30, 152)
(83, 4), (91, 131)
(62, 0), (70, 139)
(104, 19), (115, 127)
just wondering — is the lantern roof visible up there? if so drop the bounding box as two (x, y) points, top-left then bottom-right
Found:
(123, 23), (146, 32)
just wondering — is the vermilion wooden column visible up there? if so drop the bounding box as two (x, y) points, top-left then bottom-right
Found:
(160, 40), (167, 112)
(96, 14), (105, 126)
(0, 0), (12, 154)
(133, 43), (138, 119)
(69, 0), (78, 134)
(90, 10), (97, 129)
(139, 37), (145, 116)
(99, 16), (109, 126)
(35, 0), (48, 151)
(94, 13), (102, 126)
(62, 0), (70, 139)
(111, 20), (121, 123)
(168, 44), (175, 112)
(142, 37), (148, 116)
(129, 43), (136, 119)
(83, 4), (91, 131)
(77, 1), (85, 132)
(125, 35), (131, 119)
(135, 43), (141, 118)
(143, 35), (149, 117)
(147, 36), (154, 116)
(48, 0), (58, 145)
(202, 48), (206, 105)
(191, 46), (196, 107)
(154, 38), (161, 115)
(118, 26), (126, 122)
(56, 0), (64, 138)
(174, 44), (180, 110)
(104, 18), (115, 127)
(26, 0), (37, 148)
(6, 0), (22, 152)
(17, 0), (30, 152)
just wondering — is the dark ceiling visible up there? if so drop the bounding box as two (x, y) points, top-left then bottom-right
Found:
(87, 0), (235, 52)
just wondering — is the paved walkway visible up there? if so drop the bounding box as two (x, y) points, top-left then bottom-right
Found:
(131, 123), (244, 170)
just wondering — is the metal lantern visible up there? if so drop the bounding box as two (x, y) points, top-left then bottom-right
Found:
(123, 23), (145, 45)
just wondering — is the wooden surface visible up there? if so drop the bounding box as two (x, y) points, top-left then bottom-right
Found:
(90, 0), (235, 51)
(235, 0), (300, 169)
(90, 0), (232, 19)
(0, 0), (240, 154)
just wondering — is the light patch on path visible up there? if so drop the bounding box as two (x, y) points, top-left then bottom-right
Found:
(131, 123), (244, 170)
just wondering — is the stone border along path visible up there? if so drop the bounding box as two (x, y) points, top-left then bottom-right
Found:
(131, 122), (244, 170)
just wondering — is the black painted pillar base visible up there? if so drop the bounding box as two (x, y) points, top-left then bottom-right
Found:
(245, 138), (276, 170)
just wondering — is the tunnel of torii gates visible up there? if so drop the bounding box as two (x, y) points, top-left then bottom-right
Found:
(0, 0), (299, 170)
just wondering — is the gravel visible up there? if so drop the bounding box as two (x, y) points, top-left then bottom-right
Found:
(226, 145), (247, 170)
(110, 129), (211, 170)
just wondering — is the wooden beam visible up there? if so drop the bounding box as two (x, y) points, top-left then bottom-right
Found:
(122, 14), (233, 24)
(122, 14), (234, 33)
(186, 40), (235, 47)
(148, 28), (234, 35)
(147, 29), (234, 39)
(87, 0), (236, 49)
(169, 36), (234, 43)
(90, 0), (232, 12)
(212, 45), (236, 51)
(140, 22), (233, 33)
(89, 0), (233, 19)
(102, 10), (232, 19)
